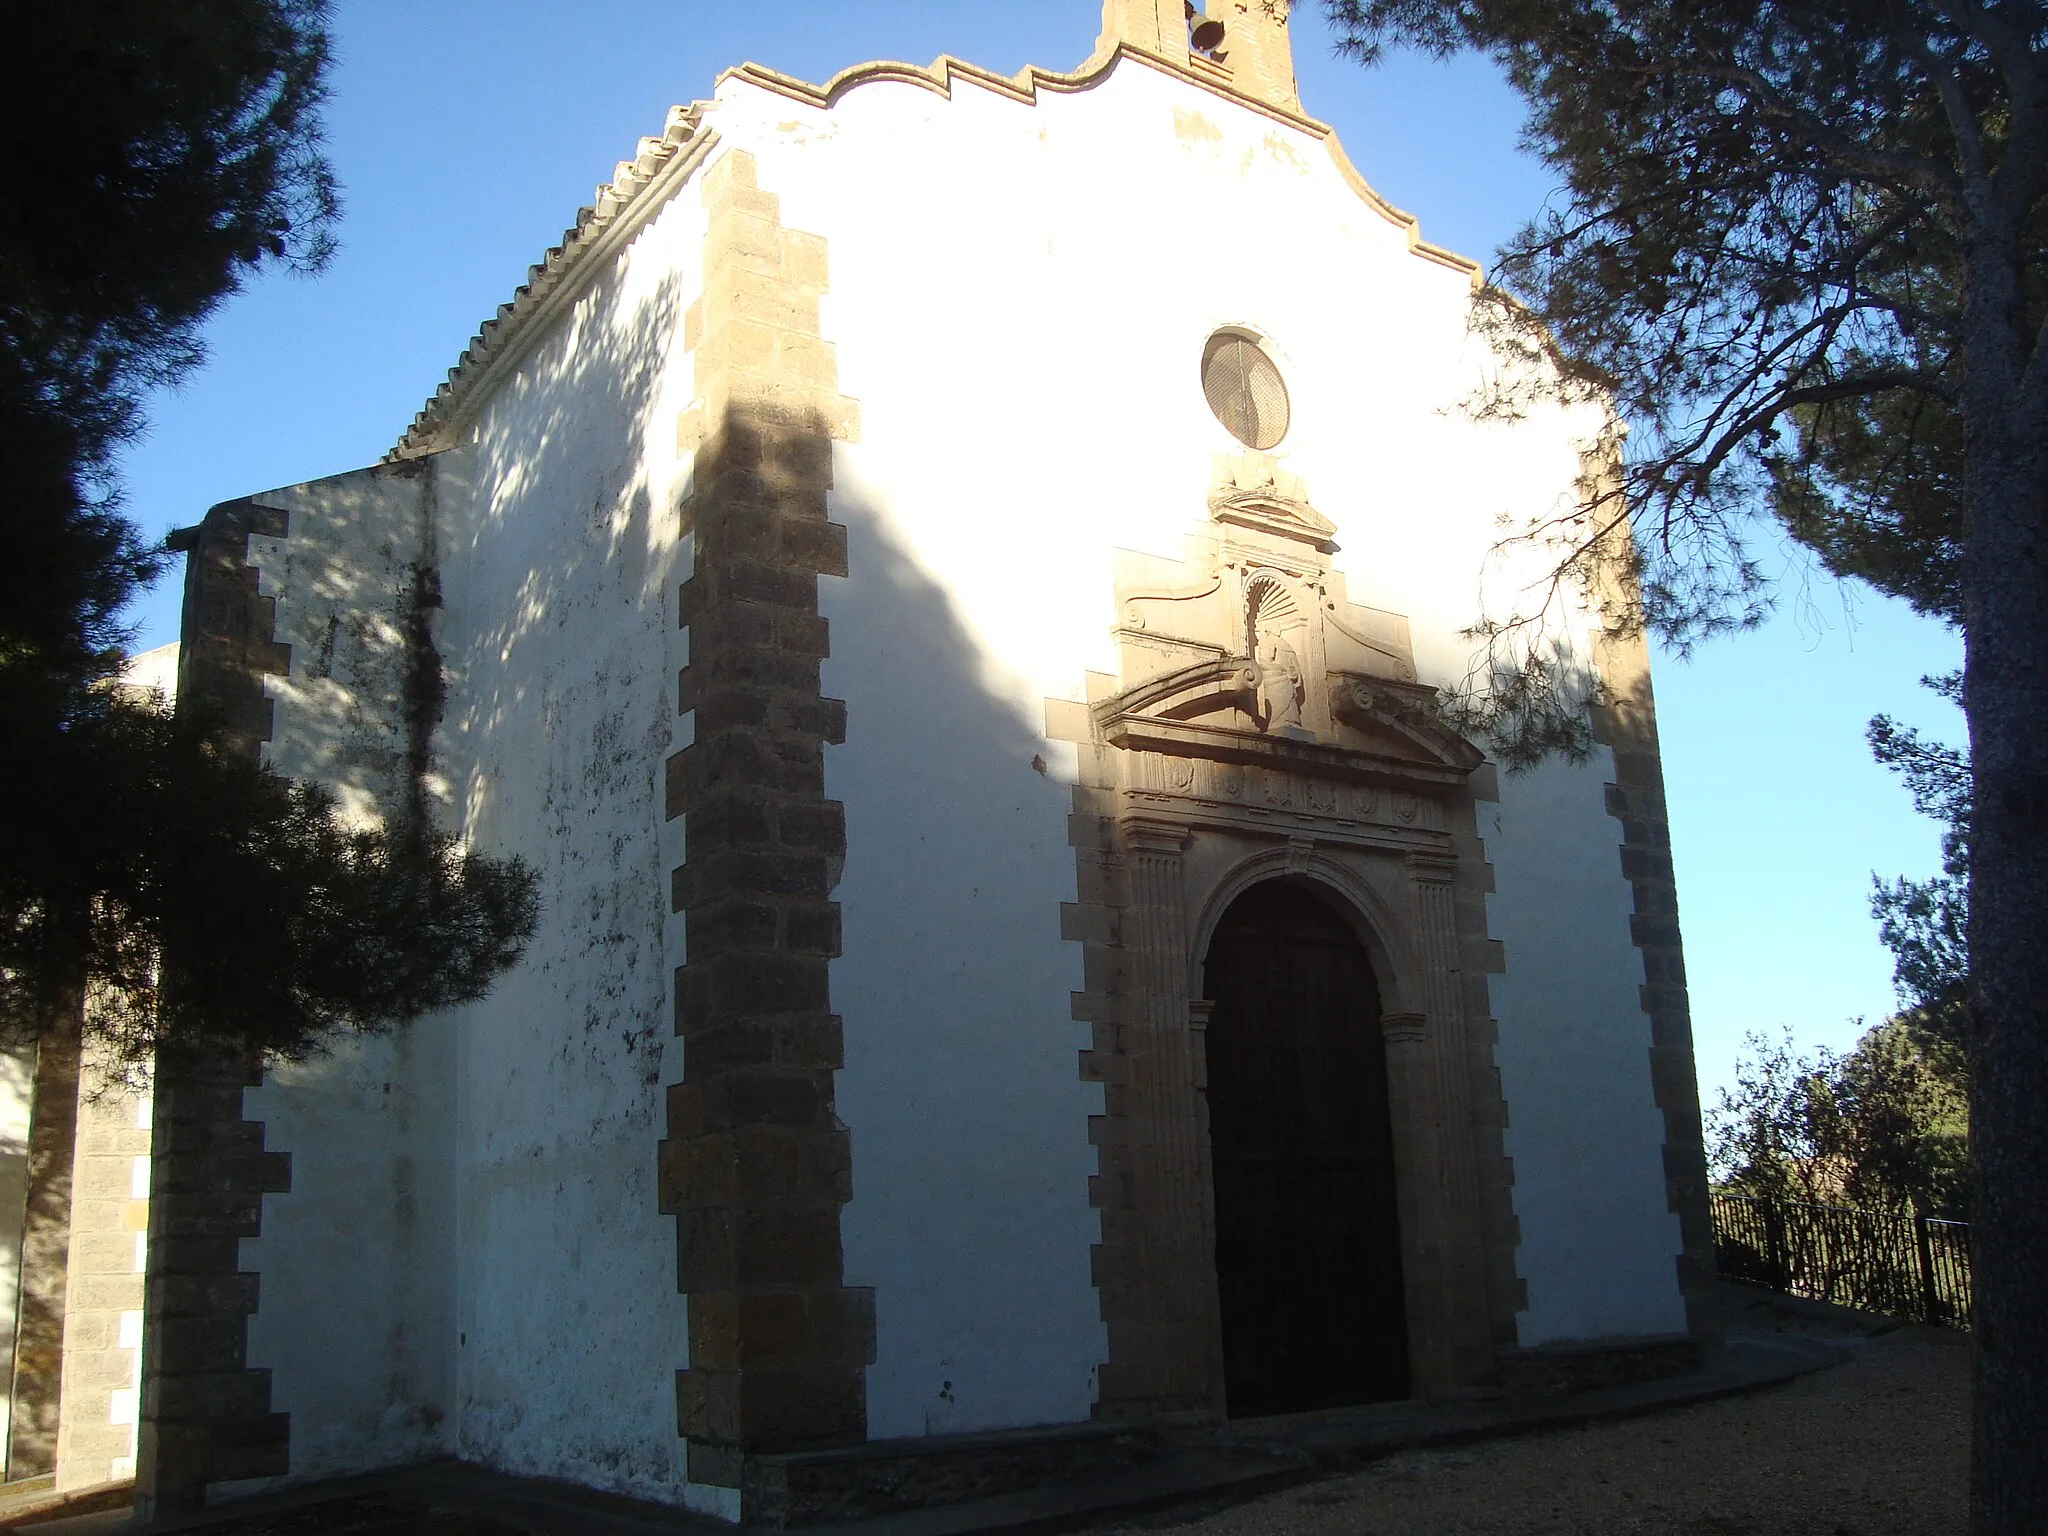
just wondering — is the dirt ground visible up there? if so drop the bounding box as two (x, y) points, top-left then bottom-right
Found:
(1104, 1310), (1971, 1536)
(5, 1292), (1969, 1536)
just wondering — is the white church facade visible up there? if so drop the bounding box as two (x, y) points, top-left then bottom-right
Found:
(125, 2), (1715, 1522)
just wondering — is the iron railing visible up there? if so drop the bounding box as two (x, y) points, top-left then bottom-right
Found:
(1711, 1191), (1972, 1328)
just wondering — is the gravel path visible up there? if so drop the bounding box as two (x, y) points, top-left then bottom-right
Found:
(6, 1291), (1968, 1536)
(1102, 1310), (1970, 1536)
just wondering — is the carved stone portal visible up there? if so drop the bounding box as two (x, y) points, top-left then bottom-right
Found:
(1050, 453), (1516, 1419)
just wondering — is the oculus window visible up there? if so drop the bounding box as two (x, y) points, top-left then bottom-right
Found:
(1202, 331), (1290, 450)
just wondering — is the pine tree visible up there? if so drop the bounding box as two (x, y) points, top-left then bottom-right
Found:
(0, 0), (536, 1070)
(1325, 3), (2047, 1528)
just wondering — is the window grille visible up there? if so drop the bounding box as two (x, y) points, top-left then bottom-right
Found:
(1202, 332), (1290, 450)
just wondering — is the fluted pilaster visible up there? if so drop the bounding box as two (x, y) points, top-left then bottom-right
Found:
(1405, 852), (1493, 1386)
(1110, 817), (1216, 1410)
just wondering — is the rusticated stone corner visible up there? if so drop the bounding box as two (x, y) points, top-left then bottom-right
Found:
(6, 1005), (82, 1478)
(139, 500), (296, 1517)
(660, 146), (872, 1503)
(1590, 631), (1721, 1349)
(661, 402), (872, 1494)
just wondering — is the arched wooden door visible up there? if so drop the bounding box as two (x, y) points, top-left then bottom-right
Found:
(1203, 880), (1409, 1415)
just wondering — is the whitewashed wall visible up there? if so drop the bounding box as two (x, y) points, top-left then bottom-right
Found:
(1485, 758), (1688, 1342)
(242, 463), (461, 1484)
(705, 44), (1686, 1403)
(231, 179), (705, 1501)
(437, 184), (701, 1504)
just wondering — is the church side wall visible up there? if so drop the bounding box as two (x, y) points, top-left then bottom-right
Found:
(710, 49), (1688, 1409)
(233, 462), (461, 1485)
(227, 175), (708, 1499)
(434, 188), (702, 1504)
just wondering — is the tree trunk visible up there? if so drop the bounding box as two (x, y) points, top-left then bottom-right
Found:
(4, 992), (81, 1481)
(1959, 228), (2048, 1536)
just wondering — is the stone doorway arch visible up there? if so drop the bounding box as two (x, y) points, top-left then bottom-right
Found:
(1044, 452), (1519, 1421)
(1203, 879), (1409, 1415)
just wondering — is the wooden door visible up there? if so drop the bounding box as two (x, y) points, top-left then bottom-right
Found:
(1203, 880), (1409, 1416)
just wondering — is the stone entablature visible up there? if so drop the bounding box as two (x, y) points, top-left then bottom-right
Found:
(1116, 749), (1454, 840)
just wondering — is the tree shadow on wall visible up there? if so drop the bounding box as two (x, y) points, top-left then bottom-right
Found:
(407, 259), (694, 1490)
(259, 256), (689, 858)
(440, 260), (688, 1102)
(227, 258), (692, 1486)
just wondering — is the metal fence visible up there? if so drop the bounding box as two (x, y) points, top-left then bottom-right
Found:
(1711, 1192), (1972, 1328)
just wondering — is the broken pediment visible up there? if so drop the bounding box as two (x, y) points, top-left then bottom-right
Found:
(1072, 453), (1483, 793)
(1093, 671), (1482, 792)
(1331, 677), (1487, 776)
(1209, 485), (1339, 554)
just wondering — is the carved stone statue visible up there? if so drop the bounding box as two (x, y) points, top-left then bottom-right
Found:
(1254, 628), (1303, 732)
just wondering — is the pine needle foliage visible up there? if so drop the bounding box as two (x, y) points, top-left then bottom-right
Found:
(1711, 1020), (1971, 1220)
(0, 0), (338, 676)
(1870, 670), (1972, 1039)
(1325, 0), (2041, 751)
(0, 683), (538, 1072)
(0, 0), (537, 1067)
(1321, 5), (2045, 1527)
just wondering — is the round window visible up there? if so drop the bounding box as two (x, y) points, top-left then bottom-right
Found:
(1201, 331), (1290, 450)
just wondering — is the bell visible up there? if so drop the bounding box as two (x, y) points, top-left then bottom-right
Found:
(1191, 17), (1227, 51)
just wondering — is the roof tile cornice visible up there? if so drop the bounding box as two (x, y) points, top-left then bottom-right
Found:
(390, 103), (716, 460)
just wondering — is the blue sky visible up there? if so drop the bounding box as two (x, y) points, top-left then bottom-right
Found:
(114, 0), (1963, 1106)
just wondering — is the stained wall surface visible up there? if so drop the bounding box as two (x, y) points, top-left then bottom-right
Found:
(239, 462), (461, 1486)
(433, 186), (701, 1504)
(227, 178), (706, 1504)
